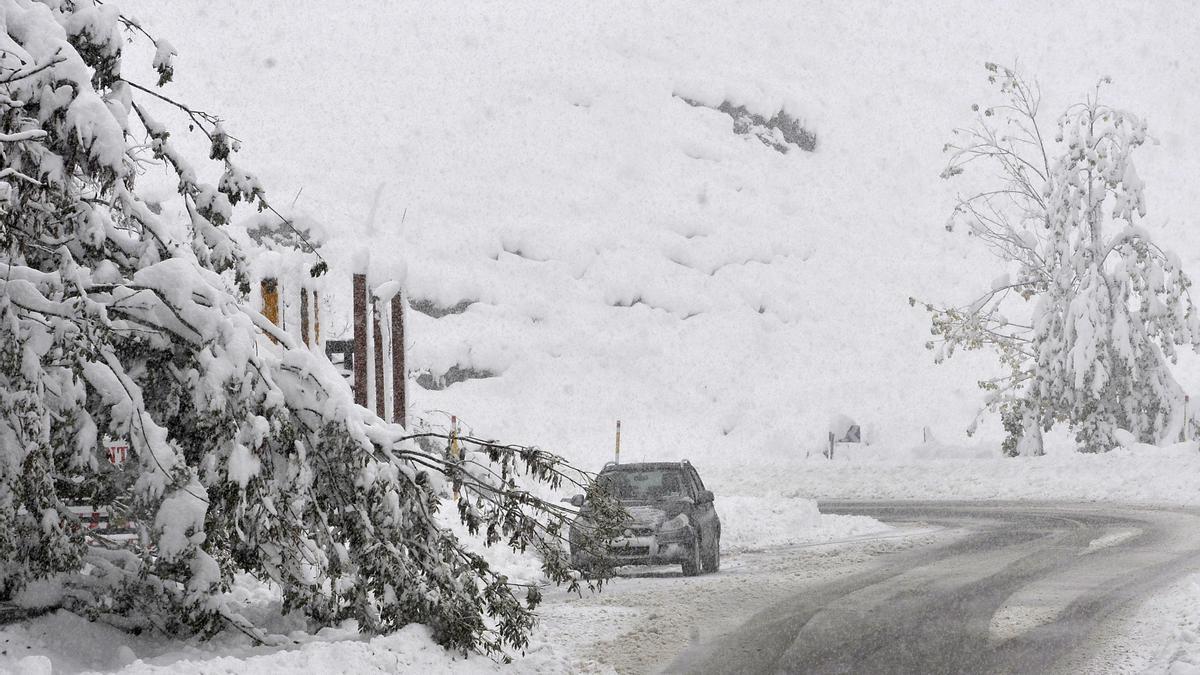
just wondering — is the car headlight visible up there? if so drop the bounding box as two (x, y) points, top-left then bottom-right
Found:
(658, 513), (690, 533)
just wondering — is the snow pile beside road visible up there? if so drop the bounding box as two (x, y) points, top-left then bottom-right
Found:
(436, 498), (548, 586)
(79, 624), (489, 675)
(0, 581), (597, 675)
(1076, 571), (1200, 674)
(712, 441), (1200, 505)
(1158, 575), (1200, 675)
(716, 496), (893, 552)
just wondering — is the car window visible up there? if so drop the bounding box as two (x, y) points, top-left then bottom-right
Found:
(687, 466), (705, 494)
(598, 468), (689, 501)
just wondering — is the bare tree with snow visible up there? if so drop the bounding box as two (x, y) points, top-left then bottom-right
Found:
(918, 64), (1200, 455)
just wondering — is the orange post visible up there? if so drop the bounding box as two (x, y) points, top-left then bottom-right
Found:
(260, 278), (280, 344)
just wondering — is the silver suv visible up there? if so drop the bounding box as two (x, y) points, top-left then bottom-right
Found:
(568, 460), (721, 576)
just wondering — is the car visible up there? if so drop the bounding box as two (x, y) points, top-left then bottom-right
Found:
(567, 460), (721, 576)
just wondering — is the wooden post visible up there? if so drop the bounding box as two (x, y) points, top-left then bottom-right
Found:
(373, 296), (385, 418)
(827, 431), (835, 460)
(353, 274), (368, 407)
(261, 278), (280, 343)
(391, 291), (406, 427)
(313, 290), (320, 346)
(300, 287), (311, 347)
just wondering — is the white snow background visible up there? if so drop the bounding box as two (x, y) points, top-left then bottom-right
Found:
(5, 1), (1200, 673)
(112, 0), (1200, 465)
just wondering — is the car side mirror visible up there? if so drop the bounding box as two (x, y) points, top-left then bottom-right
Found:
(569, 494), (585, 507)
(697, 490), (714, 504)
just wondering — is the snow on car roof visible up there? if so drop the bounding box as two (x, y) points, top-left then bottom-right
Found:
(601, 462), (689, 471)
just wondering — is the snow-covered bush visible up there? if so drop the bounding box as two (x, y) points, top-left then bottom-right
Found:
(0, 0), (620, 658)
(918, 64), (1200, 454)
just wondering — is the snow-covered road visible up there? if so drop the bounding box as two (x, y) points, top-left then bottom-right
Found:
(663, 502), (1200, 674)
(531, 524), (944, 673)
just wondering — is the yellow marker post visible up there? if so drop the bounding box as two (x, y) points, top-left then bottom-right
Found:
(1185, 395), (1192, 442)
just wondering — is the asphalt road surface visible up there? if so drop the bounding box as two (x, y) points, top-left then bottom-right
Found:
(666, 501), (1200, 675)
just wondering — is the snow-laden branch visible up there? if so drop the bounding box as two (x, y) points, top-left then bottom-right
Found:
(0, 0), (623, 659)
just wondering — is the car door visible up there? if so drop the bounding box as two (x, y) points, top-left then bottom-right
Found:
(686, 466), (719, 544)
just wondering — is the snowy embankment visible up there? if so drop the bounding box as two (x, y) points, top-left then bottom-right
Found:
(713, 440), (1200, 506)
(1076, 571), (1200, 674)
(715, 495), (892, 552)
(4, 615), (500, 675)
(2, 572), (583, 674)
(1142, 573), (1200, 675)
(1156, 575), (1200, 675)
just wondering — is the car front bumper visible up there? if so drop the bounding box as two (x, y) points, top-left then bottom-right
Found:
(572, 526), (695, 568)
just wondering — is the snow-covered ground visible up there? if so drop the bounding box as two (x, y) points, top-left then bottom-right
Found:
(1144, 575), (1200, 675)
(7, 0), (1200, 672)
(713, 439), (1200, 506)
(12, 437), (1200, 673)
(3, 614), (500, 675)
(1070, 571), (1200, 675)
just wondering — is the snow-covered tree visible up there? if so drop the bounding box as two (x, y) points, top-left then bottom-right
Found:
(0, 0), (621, 657)
(918, 64), (1200, 454)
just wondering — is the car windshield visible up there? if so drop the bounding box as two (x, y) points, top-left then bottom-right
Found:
(598, 468), (689, 501)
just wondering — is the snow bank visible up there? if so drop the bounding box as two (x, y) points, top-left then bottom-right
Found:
(1077, 572), (1200, 674)
(0, 578), (594, 675)
(1158, 575), (1200, 674)
(75, 624), (488, 674)
(436, 498), (546, 586)
(716, 495), (892, 552)
(710, 442), (1200, 505)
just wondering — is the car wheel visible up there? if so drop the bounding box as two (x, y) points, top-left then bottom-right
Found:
(681, 533), (702, 577)
(702, 535), (720, 573)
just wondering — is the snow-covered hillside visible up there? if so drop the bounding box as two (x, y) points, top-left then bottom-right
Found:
(116, 1), (1200, 468)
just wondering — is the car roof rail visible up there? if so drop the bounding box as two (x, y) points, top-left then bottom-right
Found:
(680, 458), (691, 465)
